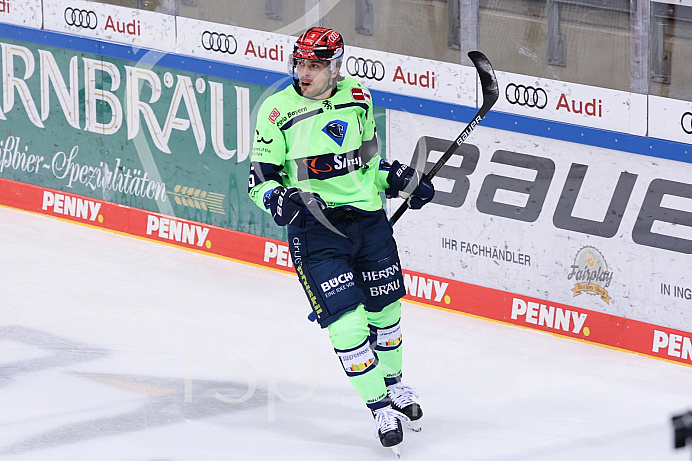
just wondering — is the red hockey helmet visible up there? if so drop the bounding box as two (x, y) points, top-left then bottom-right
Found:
(288, 27), (344, 78)
(293, 27), (344, 61)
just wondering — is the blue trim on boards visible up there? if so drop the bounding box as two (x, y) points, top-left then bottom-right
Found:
(1, 22), (690, 164)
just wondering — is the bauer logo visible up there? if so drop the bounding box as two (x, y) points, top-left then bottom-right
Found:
(511, 298), (589, 335)
(567, 246), (613, 304)
(652, 330), (692, 361)
(42, 191), (102, 222)
(145, 215), (210, 248)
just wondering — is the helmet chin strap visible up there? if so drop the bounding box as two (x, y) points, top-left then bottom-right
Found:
(325, 62), (341, 92)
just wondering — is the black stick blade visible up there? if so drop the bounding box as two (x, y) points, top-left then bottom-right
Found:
(468, 51), (499, 113)
(388, 51), (499, 226)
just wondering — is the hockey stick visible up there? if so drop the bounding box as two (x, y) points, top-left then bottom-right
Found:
(389, 51), (499, 226)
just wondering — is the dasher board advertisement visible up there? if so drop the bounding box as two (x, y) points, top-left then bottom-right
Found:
(492, 70), (647, 136)
(43, 0), (176, 52)
(387, 109), (692, 332)
(0, 0), (42, 29)
(176, 16), (477, 108)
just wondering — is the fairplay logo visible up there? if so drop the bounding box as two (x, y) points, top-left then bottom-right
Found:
(567, 246), (613, 304)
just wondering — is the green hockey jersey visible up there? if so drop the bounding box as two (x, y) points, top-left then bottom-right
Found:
(248, 76), (389, 212)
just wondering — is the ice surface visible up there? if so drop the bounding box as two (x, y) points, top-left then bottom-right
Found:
(1, 206), (691, 460)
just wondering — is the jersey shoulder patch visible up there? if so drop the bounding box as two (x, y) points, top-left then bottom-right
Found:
(351, 87), (371, 102)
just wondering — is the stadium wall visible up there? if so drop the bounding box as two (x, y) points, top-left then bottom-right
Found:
(1, 1), (692, 367)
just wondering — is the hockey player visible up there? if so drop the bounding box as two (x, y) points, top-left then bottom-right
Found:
(248, 27), (434, 454)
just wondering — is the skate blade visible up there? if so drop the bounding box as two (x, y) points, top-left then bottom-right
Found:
(404, 420), (421, 432)
(391, 445), (401, 458)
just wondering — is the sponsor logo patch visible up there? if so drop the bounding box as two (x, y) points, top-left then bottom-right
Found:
(296, 151), (364, 181)
(268, 108), (280, 124)
(336, 342), (377, 376)
(351, 87), (372, 101)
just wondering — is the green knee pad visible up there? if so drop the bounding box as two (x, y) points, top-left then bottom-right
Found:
(366, 300), (401, 328)
(367, 301), (403, 382)
(329, 305), (387, 407)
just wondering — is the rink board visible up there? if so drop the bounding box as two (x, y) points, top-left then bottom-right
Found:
(2, 176), (692, 367)
(0, 7), (691, 367)
(386, 111), (692, 334)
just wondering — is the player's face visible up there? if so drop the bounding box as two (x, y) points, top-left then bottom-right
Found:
(296, 59), (337, 100)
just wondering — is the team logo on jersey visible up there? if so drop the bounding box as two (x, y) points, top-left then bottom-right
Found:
(322, 120), (348, 147)
(296, 151), (365, 181)
(268, 108), (280, 124)
(351, 88), (371, 102)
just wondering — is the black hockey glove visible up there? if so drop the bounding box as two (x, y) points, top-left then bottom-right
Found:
(385, 160), (435, 210)
(267, 186), (326, 228)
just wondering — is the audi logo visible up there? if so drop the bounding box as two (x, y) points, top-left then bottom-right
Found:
(682, 112), (692, 135)
(346, 56), (385, 81)
(201, 31), (238, 54)
(64, 8), (98, 30)
(505, 83), (548, 109)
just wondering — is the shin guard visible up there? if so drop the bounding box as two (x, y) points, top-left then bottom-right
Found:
(329, 306), (388, 407)
(367, 300), (403, 384)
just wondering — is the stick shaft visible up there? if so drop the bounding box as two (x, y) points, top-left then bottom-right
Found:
(389, 52), (498, 226)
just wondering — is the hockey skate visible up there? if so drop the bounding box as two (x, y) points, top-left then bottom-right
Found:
(372, 405), (404, 457)
(388, 383), (423, 432)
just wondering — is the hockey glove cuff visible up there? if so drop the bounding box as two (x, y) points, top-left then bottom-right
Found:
(267, 186), (327, 228)
(384, 160), (435, 210)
